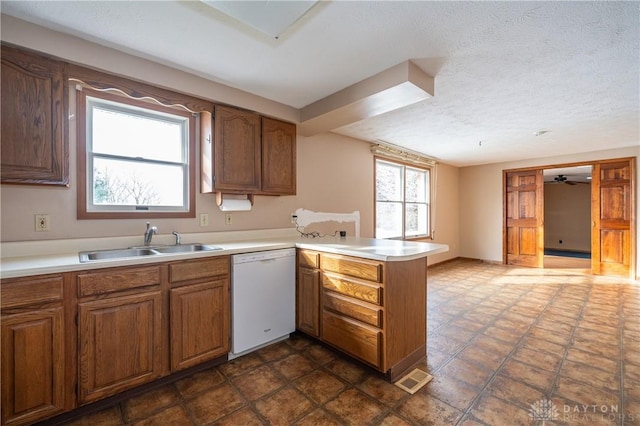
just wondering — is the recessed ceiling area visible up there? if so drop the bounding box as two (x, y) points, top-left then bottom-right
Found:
(1, 1), (638, 167)
(200, 1), (319, 39)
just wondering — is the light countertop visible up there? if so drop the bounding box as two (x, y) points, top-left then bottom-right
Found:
(1, 229), (449, 279)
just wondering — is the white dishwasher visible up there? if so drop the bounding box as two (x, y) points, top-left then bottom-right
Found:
(230, 248), (296, 358)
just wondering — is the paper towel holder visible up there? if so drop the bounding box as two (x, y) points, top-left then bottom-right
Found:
(216, 192), (254, 207)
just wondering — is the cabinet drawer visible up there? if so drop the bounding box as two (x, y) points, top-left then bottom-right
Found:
(1, 275), (64, 310)
(322, 311), (381, 368)
(322, 272), (382, 305)
(169, 256), (229, 283)
(77, 266), (161, 297)
(298, 250), (320, 269)
(323, 292), (382, 327)
(320, 254), (382, 283)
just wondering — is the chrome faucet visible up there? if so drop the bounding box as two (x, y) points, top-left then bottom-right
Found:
(144, 222), (158, 246)
(172, 231), (181, 245)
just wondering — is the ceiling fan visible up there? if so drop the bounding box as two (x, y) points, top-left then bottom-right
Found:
(552, 174), (588, 185)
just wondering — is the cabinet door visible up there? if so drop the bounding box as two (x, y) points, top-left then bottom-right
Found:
(1, 45), (68, 186)
(170, 279), (229, 371)
(78, 291), (162, 404)
(261, 117), (296, 195)
(214, 105), (261, 192)
(1, 308), (65, 426)
(296, 267), (320, 337)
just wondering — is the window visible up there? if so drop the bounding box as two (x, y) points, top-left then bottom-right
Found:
(375, 158), (431, 239)
(77, 88), (196, 219)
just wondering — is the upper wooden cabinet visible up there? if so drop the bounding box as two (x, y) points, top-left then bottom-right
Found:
(1, 44), (69, 186)
(261, 117), (296, 195)
(213, 105), (262, 192)
(202, 105), (296, 196)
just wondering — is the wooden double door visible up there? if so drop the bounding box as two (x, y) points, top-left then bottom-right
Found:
(504, 158), (636, 278)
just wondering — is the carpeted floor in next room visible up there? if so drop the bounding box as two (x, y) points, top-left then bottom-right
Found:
(63, 258), (639, 426)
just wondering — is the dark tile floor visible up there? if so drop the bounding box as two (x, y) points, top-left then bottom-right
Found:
(65, 259), (639, 425)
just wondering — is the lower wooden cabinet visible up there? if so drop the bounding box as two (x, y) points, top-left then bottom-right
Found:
(170, 279), (229, 370)
(296, 249), (428, 381)
(2, 255), (232, 423)
(1, 308), (65, 425)
(1, 274), (69, 426)
(78, 291), (163, 404)
(169, 257), (230, 371)
(320, 254), (385, 370)
(296, 266), (320, 337)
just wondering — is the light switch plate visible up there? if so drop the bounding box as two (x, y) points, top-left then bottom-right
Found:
(35, 214), (50, 232)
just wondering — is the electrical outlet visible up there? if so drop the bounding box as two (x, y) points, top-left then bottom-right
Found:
(35, 214), (50, 232)
(199, 213), (209, 227)
(225, 213), (232, 225)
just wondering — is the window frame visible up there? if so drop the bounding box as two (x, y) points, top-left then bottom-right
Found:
(374, 157), (433, 240)
(77, 87), (196, 219)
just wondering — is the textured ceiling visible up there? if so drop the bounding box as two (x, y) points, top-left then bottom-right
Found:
(1, 1), (638, 166)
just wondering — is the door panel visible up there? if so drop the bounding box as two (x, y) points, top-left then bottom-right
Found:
(592, 160), (634, 277)
(505, 170), (544, 267)
(601, 230), (626, 263)
(519, 228), (538, 255)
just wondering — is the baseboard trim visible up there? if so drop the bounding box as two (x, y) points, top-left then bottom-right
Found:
(428, 256), (502, 268)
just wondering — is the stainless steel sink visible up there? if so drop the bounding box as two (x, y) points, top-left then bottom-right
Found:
(79, 244), (222, 262)
(79, 247), (158, 262)
(152, 244), (222, 254)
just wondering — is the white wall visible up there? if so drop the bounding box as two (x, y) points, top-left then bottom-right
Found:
(544, 183), (591, 252)
(459, 146), (640, 274)
(428, 162), (459, 265)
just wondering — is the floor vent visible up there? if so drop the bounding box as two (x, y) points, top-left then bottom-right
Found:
(394, 368), (433, 394)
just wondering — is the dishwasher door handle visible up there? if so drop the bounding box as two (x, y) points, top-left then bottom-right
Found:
(259, 258), (277, 263)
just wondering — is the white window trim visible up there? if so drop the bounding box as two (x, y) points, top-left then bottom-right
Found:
(85, 95), (191, 213)
(375, 156), (434, 240)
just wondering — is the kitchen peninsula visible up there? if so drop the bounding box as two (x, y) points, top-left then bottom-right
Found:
(0, 230), (447, 425)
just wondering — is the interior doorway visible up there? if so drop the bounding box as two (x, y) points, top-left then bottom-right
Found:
(543, 165), (592, 271)
(504, 157), (636, 278)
